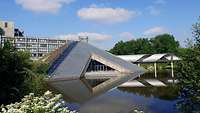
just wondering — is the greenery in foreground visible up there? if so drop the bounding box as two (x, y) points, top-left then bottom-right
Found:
(0, 42), (48, 105)
(0, 91), (77, 113)
(176, 17), (200, 112)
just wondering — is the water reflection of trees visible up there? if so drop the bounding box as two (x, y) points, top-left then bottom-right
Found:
(118, 86), (179, 100)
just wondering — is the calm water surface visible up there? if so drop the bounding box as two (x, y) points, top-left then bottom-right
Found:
(63, 72), (180, 113)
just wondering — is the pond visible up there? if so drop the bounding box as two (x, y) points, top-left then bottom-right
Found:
(62, 71), (180, 113)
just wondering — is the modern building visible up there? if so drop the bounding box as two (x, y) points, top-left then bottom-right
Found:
(0, 20), (15, 37)
(2, 36), (67, 58)
(45, 41), (144, 102)
(0, 20), (68, 59)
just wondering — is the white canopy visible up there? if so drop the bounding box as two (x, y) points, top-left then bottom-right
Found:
(118, 53), (181, 63)
(117, 54), (146, 62)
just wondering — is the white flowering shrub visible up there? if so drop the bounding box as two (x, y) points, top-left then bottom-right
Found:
(1, 91), (77, 113)
(133, 110), (145, 113)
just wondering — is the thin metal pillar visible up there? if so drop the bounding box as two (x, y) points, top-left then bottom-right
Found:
(154, 62), (157, 78)
(171, 54), (174, 78)
(171, 61), (174, 78)
(138, 63), (141, 77)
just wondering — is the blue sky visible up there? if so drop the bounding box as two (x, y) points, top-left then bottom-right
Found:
(0, 0), (200, 49)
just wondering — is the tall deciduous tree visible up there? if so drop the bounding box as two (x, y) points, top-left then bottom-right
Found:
(176, 17), (200, 112)
(0, 42), (48, 105)
(0, 28), (5, 47)
(150, 34), (179, 53)
(109, 34), (179, 55)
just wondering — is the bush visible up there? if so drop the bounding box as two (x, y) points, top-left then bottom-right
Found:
(176, 17), (200, 112)
(1, 91), (77, 113)
(21, 68), (48, 97)
(133, 110), (144, 113)
(0, 41), (49, 105)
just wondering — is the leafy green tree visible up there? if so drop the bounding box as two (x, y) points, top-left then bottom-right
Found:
(150, 34), (179, 53)
(110, 34), (179, 55)
(0, 41), (48, 105)
(0, 28), (5, 47)
(31, 60), (49, 74)
(109, 41), (128, 55)
(0, 42), (30, 104)
(131, 38), (153, 54)
(176, 17), (200, 112)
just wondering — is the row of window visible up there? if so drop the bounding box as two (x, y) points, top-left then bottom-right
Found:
(16, 38), (66, 43)
(15, 43), (63, 48)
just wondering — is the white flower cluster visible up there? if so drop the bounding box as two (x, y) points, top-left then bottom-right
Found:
(1, 91), (77, 113)
(133, 110), (145, 113)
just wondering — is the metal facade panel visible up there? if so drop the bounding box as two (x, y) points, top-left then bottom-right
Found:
(50, 41), (144, 79)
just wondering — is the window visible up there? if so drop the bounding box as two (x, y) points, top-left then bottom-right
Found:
(40, 44), (47, 47)
(4, 22), (8, 28)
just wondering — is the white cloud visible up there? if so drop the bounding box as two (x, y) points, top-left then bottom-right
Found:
(58, 32), (112, 42)
(16, 0), (75, 13)
(119, 32), (134, 39)
(155, 0), (166, 5)
(143, 27), (168, 36)
(147, 6), (160, 16)
(77, 5), (140, 24)
(147, 0), (166, 16)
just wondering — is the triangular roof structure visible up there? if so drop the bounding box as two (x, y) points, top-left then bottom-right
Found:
(142, 53), (167, 62)
(117, 54), (149, 62)
(46, 41), (144, 102)
(48, 41), (144, 79)
(117, 54), (181, 63)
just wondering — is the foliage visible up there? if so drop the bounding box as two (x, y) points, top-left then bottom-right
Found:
(109, 34), (179, 55)
(0, 91), (77, 113)
(176, 17), (200, 113)
(21, 68), (48, 97)
(0, 41), (48, 105)
(0, 27), (5, 35)
(150, 34), (179, 53)
(31, 60), (49, 74)
(0, 42), (31, 104)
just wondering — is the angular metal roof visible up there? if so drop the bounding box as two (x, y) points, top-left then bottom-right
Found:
(118, 53), (181, 63)
(117, 54), (147, 62)
(49, 41), (144, 79)
(142, 53), (167, 62)
(46, 41), (145, 102)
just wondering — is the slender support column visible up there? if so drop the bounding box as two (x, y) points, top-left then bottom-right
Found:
(154, 62), (157, 78)
(170, 54), (174, 78)
(137, 64), (141, 77)
(171, 61), (174, 78)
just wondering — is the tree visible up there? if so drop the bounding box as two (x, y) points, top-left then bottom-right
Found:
(176, 17), (200, 112)
(0, 28), (5, 47)
(131, 38), (153, 54)
(150, 34), (179, 53)
(0, 41), (48, 105)
(109, 34), (179, 55)
(109, 41), (128, 55)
